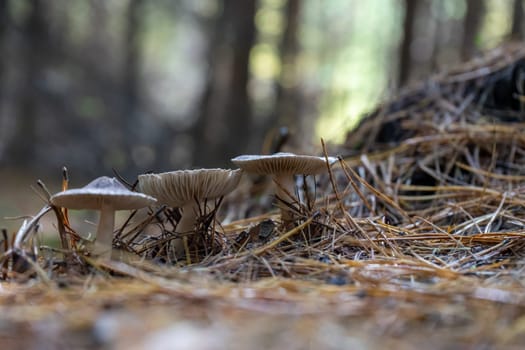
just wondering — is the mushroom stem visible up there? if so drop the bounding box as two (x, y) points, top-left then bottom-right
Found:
(94, 201), (115, 260)
(177, 202), (200, 265)
(178, 202), (200, 234)
(274, 174), (296, 226)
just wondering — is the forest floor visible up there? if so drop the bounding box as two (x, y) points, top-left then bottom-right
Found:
(2, 151), (525, 350)
(2, 276), (524, 349)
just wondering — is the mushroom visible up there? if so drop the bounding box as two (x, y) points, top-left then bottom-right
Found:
(50, 176), (156, 259)
(138, 168), (242, 237)
(231, 152), (337, 225)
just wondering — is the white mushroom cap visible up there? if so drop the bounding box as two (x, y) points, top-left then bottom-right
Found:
(231, 152), (338, 175)
(138, 168), (243, 207)
(51, 176), (156, 209)
(50, 176), (156, 259)
(231, 153), (338, 228)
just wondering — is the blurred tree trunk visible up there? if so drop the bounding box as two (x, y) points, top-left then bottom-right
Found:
(122, 0), (144, 169)
(222, 0), (256, 162)
(192, 2), (228, 159)
(268, 0), (303, 150)
(461, 0), (485, 60)
(398, 0), (417, 88)
(8, 0), (47, 166)
(0, 0), (7, 160)
(0, 0), (7, 100)
(511, 0), (523, 40)
(193, 0), (257, 167)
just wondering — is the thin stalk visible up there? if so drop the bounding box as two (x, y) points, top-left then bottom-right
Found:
(178, 202), (199, 234)
(94, 201), (115, 260)
(177, 202), (200, 265)
(274, 174), (296, 227)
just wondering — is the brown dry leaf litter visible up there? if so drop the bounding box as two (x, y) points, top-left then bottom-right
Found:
(2, 43), (525, 349)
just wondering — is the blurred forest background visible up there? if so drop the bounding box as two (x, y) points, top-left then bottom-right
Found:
(0, 0), (524, 182)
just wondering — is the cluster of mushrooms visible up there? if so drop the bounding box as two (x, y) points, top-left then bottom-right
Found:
(49, 153), (337, 260)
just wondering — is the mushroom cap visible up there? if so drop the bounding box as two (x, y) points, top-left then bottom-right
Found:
(231, 152), (338, 175)
(50, 176), (157, 210)
(138, 168), (242, 207)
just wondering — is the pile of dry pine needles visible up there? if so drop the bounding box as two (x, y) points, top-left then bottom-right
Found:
(2, 43), (525, 348)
